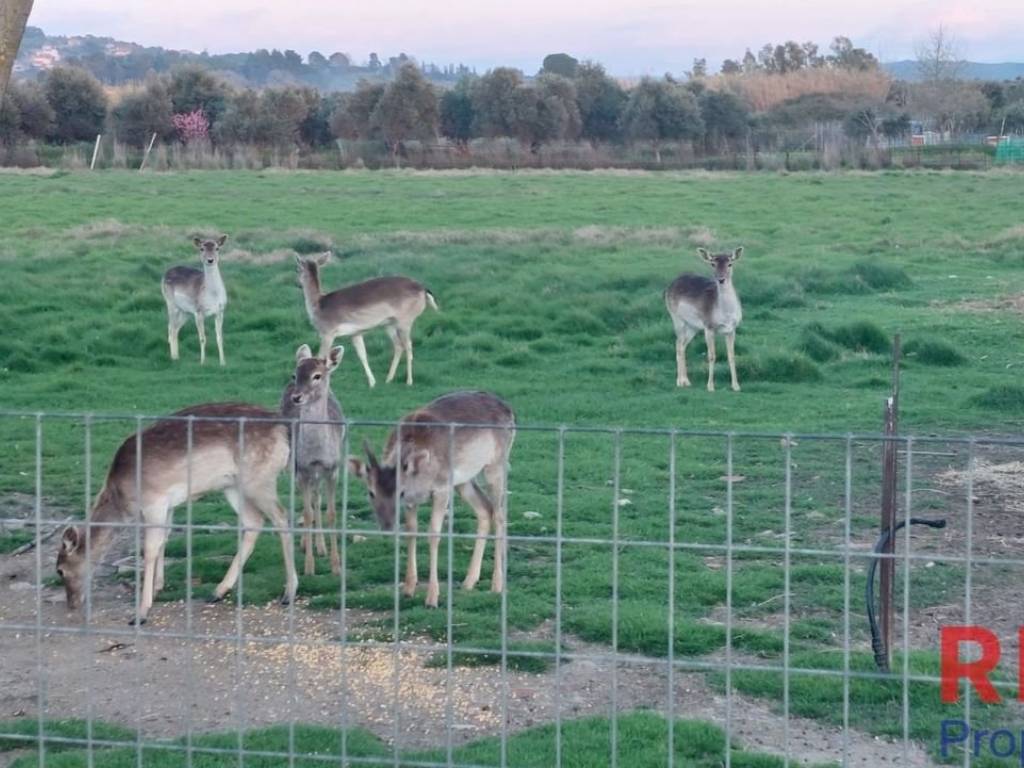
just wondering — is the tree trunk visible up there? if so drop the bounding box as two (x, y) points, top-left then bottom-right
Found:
(0, 0), (34, 104)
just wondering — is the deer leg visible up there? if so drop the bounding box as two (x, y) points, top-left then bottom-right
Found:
(326, 468), (340, 576)
(384, 325), (403, 384)
(301, 482), (316, 576)
(133, 514), (169, 625)
(403, 504), (419, 597)
(318, 333), (335, 357)
(314, 483), (327, 557)
(457, 481), (493, 591)
(195, 311), (207, 365)
(704, 328), (717, 392)
(211, 490), (262, 602)
(726, 331), (740, 392)
(401, 328), (414, 386)
(483, 463), (508, 594)
(675, 325), (694, 387)
(249, 490), (299, 605)
(167, 307), (185, 361)
(425, 490), (450, 607)
(154, 507), (173, 594)
(351, 333), (376, 388)
(214, 312), (225, 366)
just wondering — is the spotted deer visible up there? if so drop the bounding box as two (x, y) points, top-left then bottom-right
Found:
(281, 344), (345, 576)
(665, 247), (744, 392)
(56, 403), (298, 625)
(295, 253), (438, 388)
(348, 391), (515, 608)
(162, 235), (229, 365)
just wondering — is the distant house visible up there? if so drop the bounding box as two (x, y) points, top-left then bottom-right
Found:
(29, 46), (61, 70)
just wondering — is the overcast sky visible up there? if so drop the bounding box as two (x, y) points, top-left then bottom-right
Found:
(27, 0), (1024, 74)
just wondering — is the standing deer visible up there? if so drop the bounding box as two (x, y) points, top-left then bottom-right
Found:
(56, 403), (298, 625)
(281, 344), (345, 576)
(665, 247), (744, 392)
(162, 235), (229, 365)
(295, 253), (438, 388)
(348, 391), (515, 608)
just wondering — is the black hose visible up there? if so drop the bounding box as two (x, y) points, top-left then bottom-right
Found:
(866, 517), (947, 672)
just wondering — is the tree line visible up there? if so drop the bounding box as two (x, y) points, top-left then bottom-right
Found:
(3, 36), (1023, 167)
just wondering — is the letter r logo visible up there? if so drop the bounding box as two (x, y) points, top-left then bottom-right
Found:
(940, 626), (1001, 704)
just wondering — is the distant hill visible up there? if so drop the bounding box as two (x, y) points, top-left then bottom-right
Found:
(12, 26), (474, 91)
(884, 60), (1024, 81)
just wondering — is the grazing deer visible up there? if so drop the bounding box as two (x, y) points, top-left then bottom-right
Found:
(281, 344), (345, 576)
(162, 235), (229, 365)
(295, 253), (438, 388)
(349, 391), (515, 608)
(56, 403), (298, 625)
(665, 247), (744, 392)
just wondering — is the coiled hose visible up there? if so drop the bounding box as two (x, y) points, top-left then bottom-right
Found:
(866, 517), (947, 671)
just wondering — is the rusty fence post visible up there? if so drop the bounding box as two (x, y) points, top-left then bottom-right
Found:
(878, 334), (902, 671)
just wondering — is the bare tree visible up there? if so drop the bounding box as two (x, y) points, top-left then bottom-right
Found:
(912, 26), (985, 135)
(0, 0), (33, 104)
(915, 25), (965, 83)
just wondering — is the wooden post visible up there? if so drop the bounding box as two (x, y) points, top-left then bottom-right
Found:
(139, 133), (157, 171)
(90, 134), (102, 170)
(878, 334), (901, 671)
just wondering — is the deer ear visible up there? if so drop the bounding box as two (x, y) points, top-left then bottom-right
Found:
(295, 344), (313, 362)
(316, 252), (331, 266)
(731, 246), (744, 262)
(193, 237), (203, 248)
(697, 247), (713, 264)
(61, 527), (80, 554)
(216, 234), (228, 248)
(327, 346), (344, 370)
(347, 458), (367, 480)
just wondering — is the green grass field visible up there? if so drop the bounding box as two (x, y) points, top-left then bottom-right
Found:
(1, 168), (1023, 766)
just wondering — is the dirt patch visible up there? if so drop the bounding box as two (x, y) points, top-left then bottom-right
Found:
(938, 293), (1024, 316)
(0, 546), (936, 765)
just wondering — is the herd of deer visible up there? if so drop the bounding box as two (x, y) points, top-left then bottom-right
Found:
(55, 234), (745, 624)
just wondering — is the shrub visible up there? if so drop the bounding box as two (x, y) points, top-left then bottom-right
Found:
(971, 385), (1024, 413)
(112, 82), (174, 148)
(44, 67), (108, 142)
(798, 330), (841, 362)
(848, 261), (912, 291)
(826, 321), (890, 354)
(801, 320), (891, 356)
(738, 352), (822, 383)
(904, 339), (966, 367)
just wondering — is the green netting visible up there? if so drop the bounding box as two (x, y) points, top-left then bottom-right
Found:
(995, 137), (1024, 164)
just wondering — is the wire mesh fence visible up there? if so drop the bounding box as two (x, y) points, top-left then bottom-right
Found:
(1, 409), (1023, 767)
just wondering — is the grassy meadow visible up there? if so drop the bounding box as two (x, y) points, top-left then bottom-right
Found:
(1, 168), (1024, 766)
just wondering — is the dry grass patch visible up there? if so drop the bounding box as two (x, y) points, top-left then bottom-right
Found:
(939, 293), (1024, 316)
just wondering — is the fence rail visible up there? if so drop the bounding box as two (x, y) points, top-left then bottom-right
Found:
(0, 410), (1020, 767)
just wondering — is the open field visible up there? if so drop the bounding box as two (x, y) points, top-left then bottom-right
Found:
(1, 169), (1024, 766)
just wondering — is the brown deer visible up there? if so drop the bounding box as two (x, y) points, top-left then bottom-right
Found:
(56, 403), (298, 625)
(280, 344), (345, 576)
(664, 247), (744, 392)
(295, 253), (438, 388)
(348, 391), (515, 608)
(162, 235), (229, 365)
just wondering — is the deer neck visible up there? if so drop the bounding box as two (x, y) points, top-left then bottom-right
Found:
(202, 261), (224, 290)
(300, 390), (331, 421)
(298, 270), (324, 324)
(80, 492), (124, 564)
